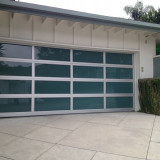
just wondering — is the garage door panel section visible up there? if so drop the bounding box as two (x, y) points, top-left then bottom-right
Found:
(35, 98), (70, 111)
(106, 52), (132, 65)
(0, 61), (32, 76)
(106, 97), (133, 108)
(73, 66), (103, 79)
(106, 82), (133, 94)
(106, 67), (133, 79)
(73, 97), (104, 110)
(34, 47), (71, 112)
(73, 50), (103, 63)
(106, 52), (133, 109)
(0, 80), (31, 94)
(73, 82), (103, 94)
(0, 43), (32, 59)
(35, 46), (70, 61)
(0, 98), (31, 112)
(35, 81), (70, 94)
(72, 50), (104, 111)
(35, 64), (70, 77)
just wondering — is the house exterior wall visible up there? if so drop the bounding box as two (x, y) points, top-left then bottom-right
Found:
(0, 11), (141, 50)
(140, 35), (156, 78)
(0, 11), (157, 113)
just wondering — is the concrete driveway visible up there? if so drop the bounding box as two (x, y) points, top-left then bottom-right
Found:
(0, 112), (159, 160)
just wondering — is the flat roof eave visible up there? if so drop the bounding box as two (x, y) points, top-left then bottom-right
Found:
(0, 0), (160, 33)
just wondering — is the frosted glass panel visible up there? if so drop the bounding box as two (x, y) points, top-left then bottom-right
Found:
(35, 98), (70, 111)
(35, 46), (70, 61)
(106, 97), (133, 108)
(73, 82), (103, 94)
(106, 67), (133, 79)
(0, 98), (31, 112)
(73, 50), (103, 63)
(106, 82), (133, 93)
(73, 97), (104, 110)
(106, 53), (132, 65)
(0, 43), (32, 59)
(0, 61), (32, 76)
(74, 66), (103, 78)
(0, 80), (31, 94)
(35, 64), (70, 77)
(35, 81), (70, 94)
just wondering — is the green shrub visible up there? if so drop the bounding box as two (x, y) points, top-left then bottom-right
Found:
(138, 78), (160, 115)
(156, 44), (160, 55)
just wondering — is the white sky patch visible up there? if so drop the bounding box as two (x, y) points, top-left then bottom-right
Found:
(19, 0), (160, 18)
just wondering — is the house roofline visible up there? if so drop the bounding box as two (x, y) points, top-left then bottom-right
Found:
(0, 0), (160, 32)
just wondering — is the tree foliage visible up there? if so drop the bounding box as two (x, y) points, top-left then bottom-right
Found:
(124, 1), (160, 24)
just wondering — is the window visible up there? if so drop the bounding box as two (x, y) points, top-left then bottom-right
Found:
(0, 61), (32, 76)
(73, 97), (104, 110)
(0, 98), (31, 112)
(35, 64), (70, 77)
(35, 98), (70, 111)
(106, 82), (133, 93)
(106, 67), (133, 79)
(106, 97), (133, 108)
(73, 50), (103, 63)
(35, 81), (70, 94)
(74, 66), (103, 78)
(35, 46), (70, 61)
(73, 82), (103, 94)
(0, 43), (32, 59)
(0, 80), (31, 94)
(106, 52), (132, 65)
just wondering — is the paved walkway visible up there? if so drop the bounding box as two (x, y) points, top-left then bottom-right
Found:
(0, 112), (159, 160)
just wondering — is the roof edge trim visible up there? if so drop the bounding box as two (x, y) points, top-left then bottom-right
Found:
(0, 0), (160, 33)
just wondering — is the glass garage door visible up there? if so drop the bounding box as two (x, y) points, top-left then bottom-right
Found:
(0, 43), (133, 116)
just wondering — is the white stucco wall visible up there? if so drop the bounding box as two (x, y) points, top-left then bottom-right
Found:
(0, 11), (141, 50)
(0, 11), (157, 111)
(139, 34), (156, 78)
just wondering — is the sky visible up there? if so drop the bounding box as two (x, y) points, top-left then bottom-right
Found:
(19, 0), (159, 18)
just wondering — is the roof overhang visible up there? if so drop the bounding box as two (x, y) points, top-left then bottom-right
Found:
(0, 0), (160, 33)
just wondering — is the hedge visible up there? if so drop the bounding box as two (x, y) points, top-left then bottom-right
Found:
(138, 78), (160, 115)
(156, 44), (160, 55)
